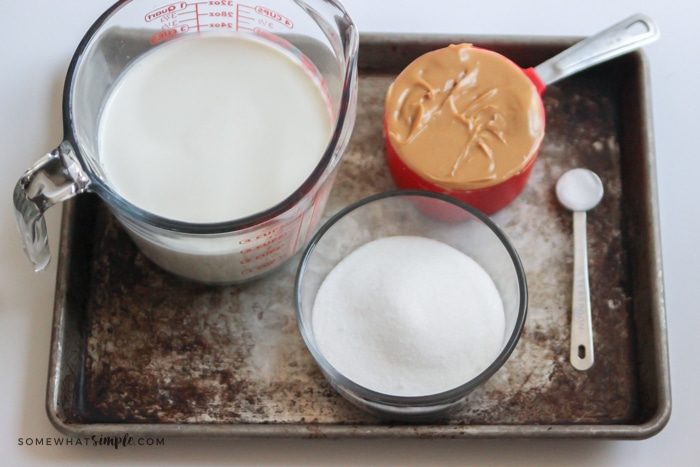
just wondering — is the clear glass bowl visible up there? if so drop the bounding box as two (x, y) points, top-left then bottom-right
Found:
(295, 191), (527, 419)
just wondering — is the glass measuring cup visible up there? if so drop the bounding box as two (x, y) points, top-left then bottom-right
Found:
(13, 0), (358, 284)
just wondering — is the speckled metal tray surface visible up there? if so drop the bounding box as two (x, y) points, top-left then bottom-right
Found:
(47, 35), (670, 438)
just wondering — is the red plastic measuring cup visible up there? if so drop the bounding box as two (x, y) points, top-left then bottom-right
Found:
(386, 14), (658, 214)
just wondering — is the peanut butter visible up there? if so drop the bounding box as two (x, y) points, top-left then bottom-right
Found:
(385, 44), (544, 189)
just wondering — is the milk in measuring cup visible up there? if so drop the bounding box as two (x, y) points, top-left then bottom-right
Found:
(99, 34), (332, 223)
(96, 33), (334, 282)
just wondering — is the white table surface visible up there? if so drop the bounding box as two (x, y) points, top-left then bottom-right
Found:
(1, 0), (698, 465)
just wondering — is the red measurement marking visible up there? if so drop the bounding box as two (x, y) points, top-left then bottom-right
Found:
(235, 3), (239, 31)
(300, 53), (321, 80)
(240, 243), (285, 264)
(206, 21), (236, 29)
(149, 28), (178, 45)
(145, 2), (188, 22)
(205, 11), (236, 17)
(255, 5), (293, 29)
(241, 234), (284, 253)
(195, 2), (201, 31)
(291, 211), (306, 252)
(254, 27), (294, 50)
(307, 192), (322, 238)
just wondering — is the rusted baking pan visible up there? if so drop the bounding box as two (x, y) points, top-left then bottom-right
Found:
(46, 34), (670, 438)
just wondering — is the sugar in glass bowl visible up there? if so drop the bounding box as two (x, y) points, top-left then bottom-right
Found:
(295, 191), (527, 419)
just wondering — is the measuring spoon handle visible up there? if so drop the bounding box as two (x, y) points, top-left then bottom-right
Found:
(534, 13), (659, 86)
(570, 211), (594, 371)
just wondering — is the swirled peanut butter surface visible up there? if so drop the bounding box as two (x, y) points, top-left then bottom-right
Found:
(385, 44), (544, 189)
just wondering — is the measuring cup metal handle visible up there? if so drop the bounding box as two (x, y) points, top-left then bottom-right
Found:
(13, 141), (90, 271)
(533, 13), (660, 86)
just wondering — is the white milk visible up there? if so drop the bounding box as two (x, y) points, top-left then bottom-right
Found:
(98, 34), (332, 223)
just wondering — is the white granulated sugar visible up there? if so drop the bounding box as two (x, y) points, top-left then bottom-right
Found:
(311, 236), (505, 397)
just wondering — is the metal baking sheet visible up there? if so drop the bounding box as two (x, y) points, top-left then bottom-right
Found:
(46, 34), (670, 438)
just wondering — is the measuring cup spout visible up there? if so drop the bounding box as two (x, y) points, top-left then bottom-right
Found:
(13, 141), (90, 271)
(531, 13), (660, 87)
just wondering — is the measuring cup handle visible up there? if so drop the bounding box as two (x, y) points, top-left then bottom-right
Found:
(533, 13), (660, 87)
(13, 141), (90, 271)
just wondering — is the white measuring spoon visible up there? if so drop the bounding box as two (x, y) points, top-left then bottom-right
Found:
(556, 169), (604, 371)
